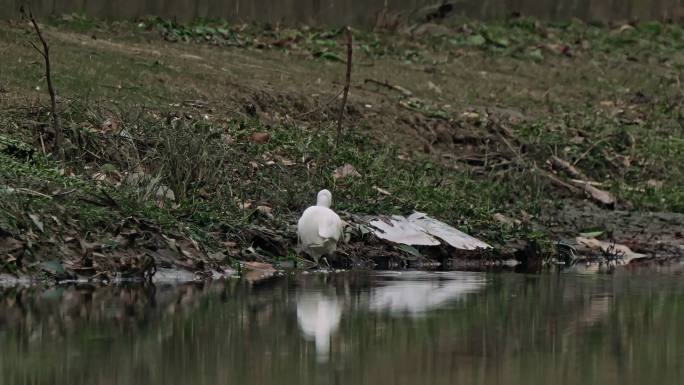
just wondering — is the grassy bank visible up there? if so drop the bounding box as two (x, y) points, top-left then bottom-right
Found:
(1, 14), (683, 279)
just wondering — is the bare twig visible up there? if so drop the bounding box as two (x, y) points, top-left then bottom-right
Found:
(296, 89), (343, 119)
(335, 26), (353, 147)
(549, 155), (586, 179)
(363, 78), (413, 97)
(547, 155), (616, 206)
(541, 170), (583, 194)
(21, 5), (63, 159)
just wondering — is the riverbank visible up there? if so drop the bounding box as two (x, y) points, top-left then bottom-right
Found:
(1, 14), (682, 281)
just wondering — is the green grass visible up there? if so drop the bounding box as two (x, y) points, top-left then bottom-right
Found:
(0, 14), (682, 273)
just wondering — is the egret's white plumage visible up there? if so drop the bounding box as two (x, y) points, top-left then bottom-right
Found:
(297, 189), (343, 264)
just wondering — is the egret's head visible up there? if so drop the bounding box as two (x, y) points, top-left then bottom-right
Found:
(316, 189), (333, 208)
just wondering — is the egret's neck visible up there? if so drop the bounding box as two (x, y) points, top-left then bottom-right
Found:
(317, 197), (331, 208)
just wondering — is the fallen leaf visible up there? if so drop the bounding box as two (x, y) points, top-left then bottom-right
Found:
(155, 185), (176, 201)
(100, 118), (119, 133)
(461, 111), (479, 120)
(427, 81), (442, 94)
(249, 132), (270, 143)
(374, 186), (392, 195)
(242, 261), (276, 272)
(256, 205), (274, 219)
(333, 164), (361, 180)
(617, 24), (635, 33)
(28, 214), (44, 232)
(276, 156), (295, 166)
(221, 133), (234, 145)
(576, 237), (646, 263)
(407, 212), (491, 250)
(162, 235), (179, 253)
(370, 216), (440, 246)
(646, 179), (663, 189)
(492, 213), (521, 227)
(466, 34), (486, 46)
(207, 251), (226, 261)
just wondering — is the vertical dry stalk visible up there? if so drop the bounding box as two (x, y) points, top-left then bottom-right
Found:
(22, 5), (63, 158)
(335, 26), (353, 147)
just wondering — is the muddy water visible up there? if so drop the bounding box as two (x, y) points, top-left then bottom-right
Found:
(2, 0), (683, 23)
(2, 269), (684, 385)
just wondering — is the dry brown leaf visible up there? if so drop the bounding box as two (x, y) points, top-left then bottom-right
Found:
(461, 111), (479, 120)
(576, 237), (646, 263)
(221, 133), (234, 145)
(28, 214), (44, 232)
(242, 261), (276, 271)
(249, 132), (270, 143)
(333, 164), (361, 180)
(647, 179), (664, 189)
(256, 205), (274, 219)
(100, 118), (119, 133)
(492, 213), (521, 227)
(374, 186), (392, 195)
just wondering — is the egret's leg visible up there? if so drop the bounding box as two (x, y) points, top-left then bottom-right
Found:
(322, 256), (331, 270)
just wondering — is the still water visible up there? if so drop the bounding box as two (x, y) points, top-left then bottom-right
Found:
(1, 269), (684, 385)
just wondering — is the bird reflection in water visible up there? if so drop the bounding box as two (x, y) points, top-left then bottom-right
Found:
(296, 292), (342, 362)
(294, 272), (486, 362)
(369, 272), (486, 316)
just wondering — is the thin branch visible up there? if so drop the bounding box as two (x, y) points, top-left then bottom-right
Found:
(296, 89), (343, 119)
(22, 5), (63, 159)
(29, 41), (46, 58)
(335, 26), (353, 147)
(363, 78), (413, 97)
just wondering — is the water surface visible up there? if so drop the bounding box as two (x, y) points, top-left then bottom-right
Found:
(1, 269), (684, 385)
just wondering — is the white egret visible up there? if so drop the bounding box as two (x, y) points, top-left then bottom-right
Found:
(297, 189), (343, 266)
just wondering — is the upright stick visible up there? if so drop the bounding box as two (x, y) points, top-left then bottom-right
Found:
(23, 5), (63, 158)
(335, 26), (353, 147)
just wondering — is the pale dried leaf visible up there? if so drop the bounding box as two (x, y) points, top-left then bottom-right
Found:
(333, 164), (361, 180)
(427, 81), (442, 94)
(647, 179), (664, 189)
(256, 205), (274, 219)
(249, 132), (270, 143)
(407, 212), (491, 250)
(242, 261), (276, 271)
(576, 237), (646, 263)
(374, 186), (392, 195)
(369, 216), (440, 246)
(28, 214), (44, 233)
(492, 213), (520, 227)
(582, 183), (616, 206)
